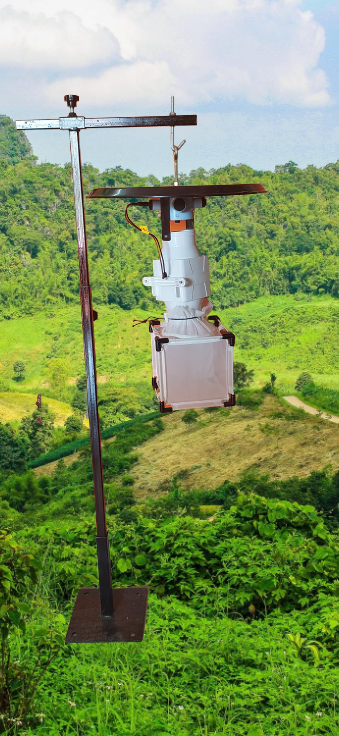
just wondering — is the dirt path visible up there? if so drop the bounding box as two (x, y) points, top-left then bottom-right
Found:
(284, 396), (339, 425)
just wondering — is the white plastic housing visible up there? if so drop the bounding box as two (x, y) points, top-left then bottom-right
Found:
(143, 196), (234, 412)
(151, 321), (234, 411)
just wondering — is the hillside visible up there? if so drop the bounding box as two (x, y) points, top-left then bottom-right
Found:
(0, 294), (339, 429)
(1, 116), (339, 320)
(129, 394), (339, 497)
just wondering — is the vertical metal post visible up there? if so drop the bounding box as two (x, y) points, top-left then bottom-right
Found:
(69, 129), (113, 618)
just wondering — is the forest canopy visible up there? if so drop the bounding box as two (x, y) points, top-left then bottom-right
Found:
(1, 115), (339, 317)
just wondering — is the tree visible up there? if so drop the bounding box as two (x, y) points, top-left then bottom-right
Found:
(48, 358), (70, 394)
(13, 361), (26, 382)
(233, 362), (254, 391)
(0, 115), (32, 165)
(64, 414), (82, 435)
(295, 372), (313, 391)
(0, 421), (28, 472)
(274, 161), (299, 174)
(71, 375), (87, 414)
(20, 404), (55, 460)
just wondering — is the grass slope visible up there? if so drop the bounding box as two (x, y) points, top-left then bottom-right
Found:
(130, 395), (339, 497)
(0, 390), (72, 426)
(224, 294), (339, 393)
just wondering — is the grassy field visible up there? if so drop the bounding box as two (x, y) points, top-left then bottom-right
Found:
(0, 293), (339, 425)
(0, 391), (72, 427)
(31, 394), (339, 493)
(130, 394), (339, 497)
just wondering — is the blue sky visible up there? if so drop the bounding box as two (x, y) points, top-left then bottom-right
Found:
(1, 0), (338, 177)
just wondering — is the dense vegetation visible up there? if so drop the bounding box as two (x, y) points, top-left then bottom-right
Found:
(1, 117), (339, 319)
(1, 411), (339, 734)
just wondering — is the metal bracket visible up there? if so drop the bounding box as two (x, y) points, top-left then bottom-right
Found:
(59, 116), (85, 130)
(143, 276), (187, 287)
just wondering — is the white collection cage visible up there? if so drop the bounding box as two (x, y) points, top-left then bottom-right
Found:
(150, 317), (235, 412)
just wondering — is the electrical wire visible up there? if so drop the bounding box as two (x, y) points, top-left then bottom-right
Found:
(125, 202), (167, 278)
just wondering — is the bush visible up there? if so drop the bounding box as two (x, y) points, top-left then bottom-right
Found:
(295, 372), (313, 391)
(20, 404), (55, 460)
(64, 414), (82, 435)
(0, 529), (65, 732)
(234, 361), (254, 390)
(236, 389), (265, 409)
(13, 360), (26, 381)
(0, 421), (28, 472)
(182, 409), (199, 424)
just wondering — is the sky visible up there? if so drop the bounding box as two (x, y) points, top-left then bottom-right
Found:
(1, 0), (338, 178)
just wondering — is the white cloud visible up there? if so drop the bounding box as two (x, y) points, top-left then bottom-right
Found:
(0, 0), (330, 108)
(0, 6), (120, 69)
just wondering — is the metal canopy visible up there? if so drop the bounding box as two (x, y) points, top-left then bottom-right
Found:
(87, 184), (267, 199)
(16, 95), (197, 644)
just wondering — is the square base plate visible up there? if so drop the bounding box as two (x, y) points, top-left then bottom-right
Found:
(65, 586), (149, 643)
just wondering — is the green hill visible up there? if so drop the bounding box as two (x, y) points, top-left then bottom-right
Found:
(1, 115), (339, 320)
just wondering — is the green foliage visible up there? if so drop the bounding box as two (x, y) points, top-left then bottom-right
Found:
(71, 374), (87, 414)
(182, 409), (199, 424)
(12, 361), (25, 382)
(0, 529), (65, 733)
(301, 379), (339, 416)
(107, 484), (136, 515)
(233, 361), (254, 390)
(0, 421), (28, 473)
(236, 388), (265, 409)
(27, 411), (160, 468)
(0, 471), (52, 512)
(20, 403), (55, 460)
(2, 135), (339, 317)
(64, 414), (82, 435)
(4, 410), (339, 731)
(47, 357), (70, 394)
(295, 371), (313, 391)
(0, 116), (32, 165)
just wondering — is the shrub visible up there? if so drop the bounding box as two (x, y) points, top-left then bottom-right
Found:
(13, 361), (26, 382)
(295, 372), (313, 391)
(237, 389), (264, 409)
(0, 421), (28, 472)
(20, 404), (55, 460)
(64, 414), (82, 435)
(182, 409), (199, 424)
(234, 361), (254, 390)
(0, 529), (65, 732)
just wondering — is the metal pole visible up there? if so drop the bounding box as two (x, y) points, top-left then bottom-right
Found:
(68, 128), (113, 618)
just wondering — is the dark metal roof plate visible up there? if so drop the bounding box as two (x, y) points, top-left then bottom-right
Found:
(86, 184), (267, 199)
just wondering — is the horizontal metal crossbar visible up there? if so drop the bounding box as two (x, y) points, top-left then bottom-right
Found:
(16, 114), (197, 131)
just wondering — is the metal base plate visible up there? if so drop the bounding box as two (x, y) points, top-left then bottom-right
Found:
(65, 586), (149, 643)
